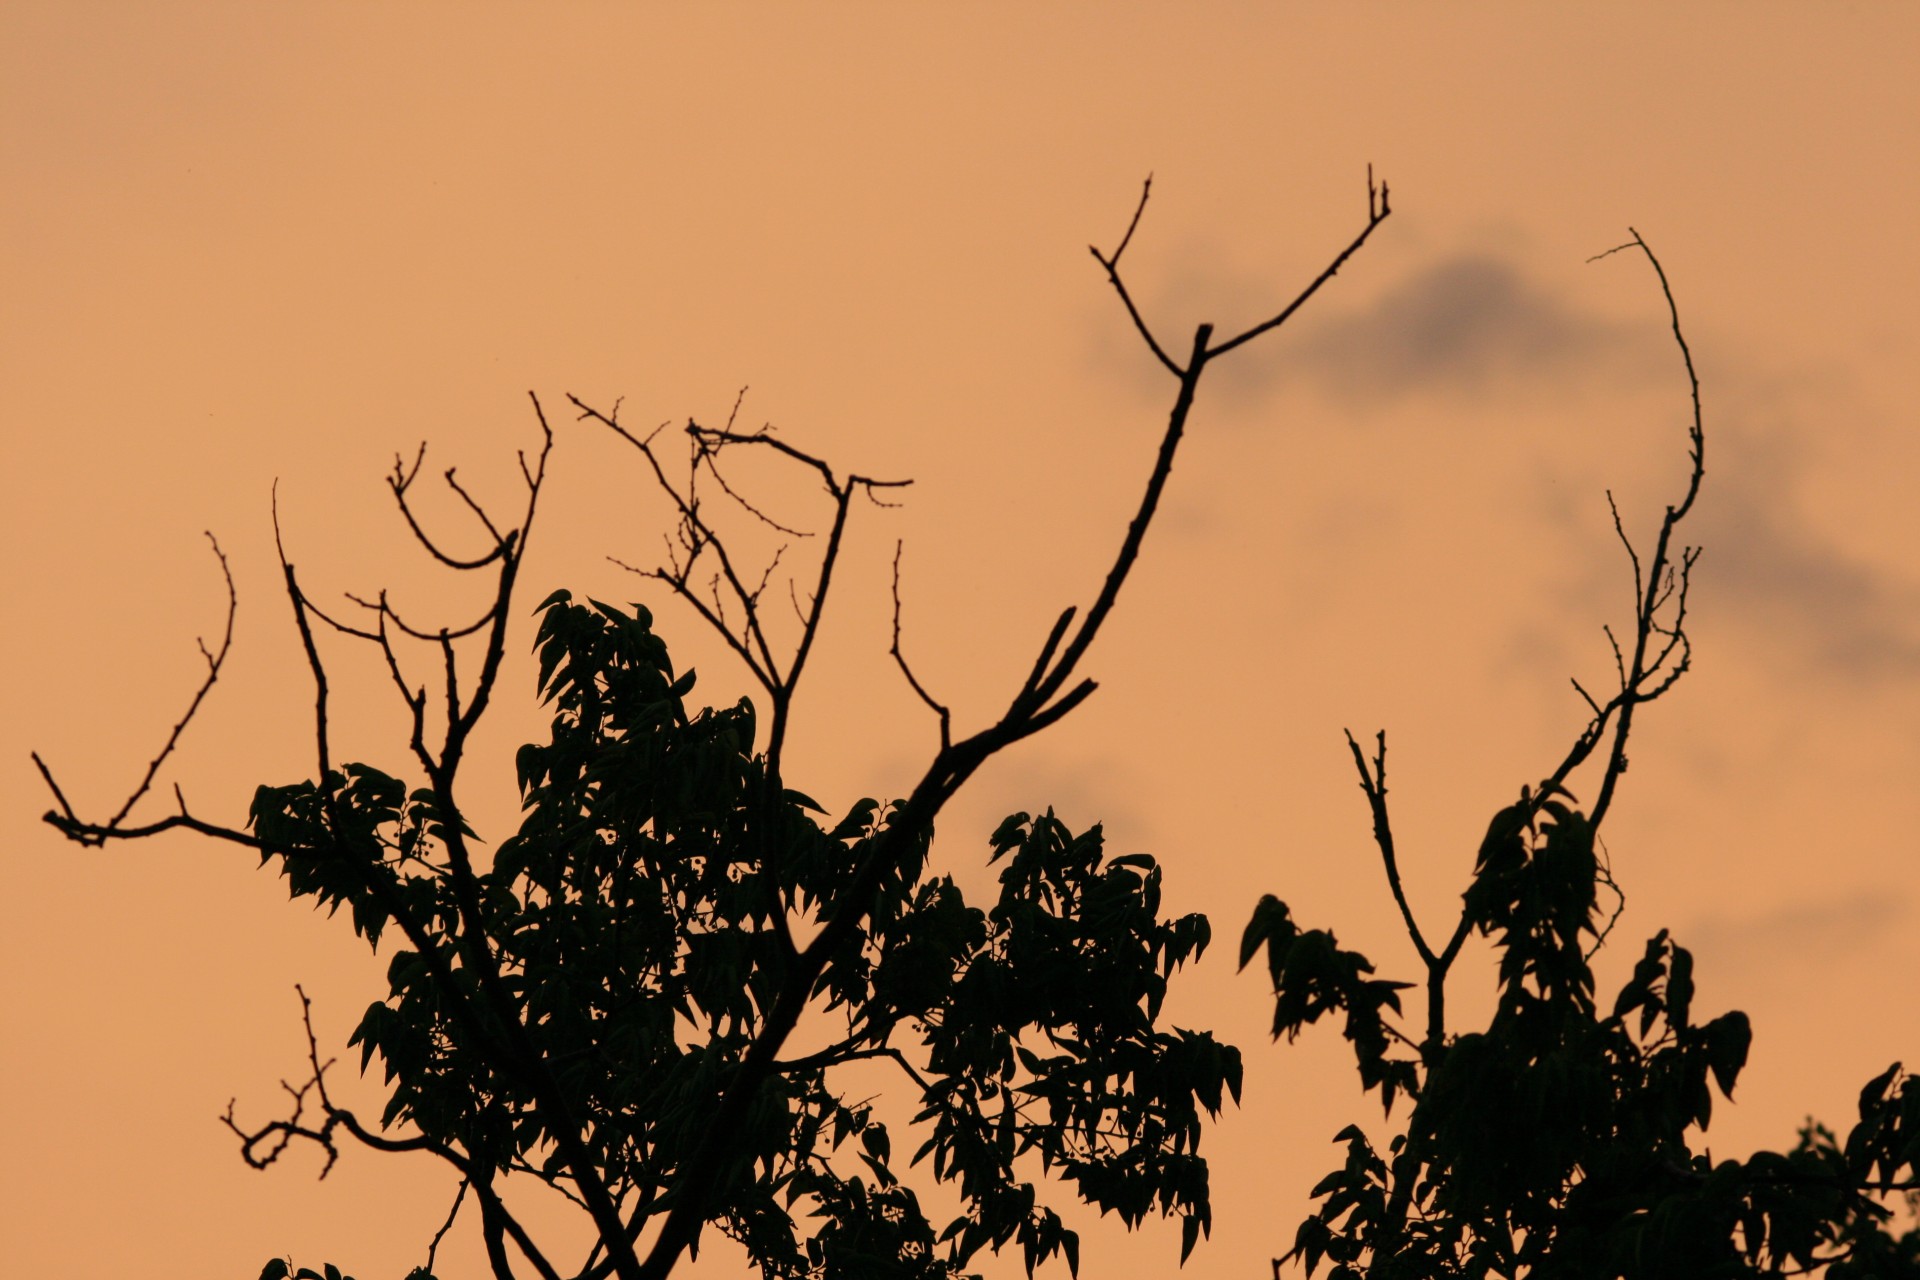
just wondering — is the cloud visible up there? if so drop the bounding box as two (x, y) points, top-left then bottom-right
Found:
(1205, 252), (1673, 410)
(1696, 416), (1920, 682)
(1099, 235), (1920, 693)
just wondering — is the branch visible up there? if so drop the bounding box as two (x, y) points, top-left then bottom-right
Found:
(388, 443), (513, 570)
(580, 391), (914, 784)
(262, 401), (643, 1279)
(1203, 165), (1392, 362)
(31, 533), (236, 844)
(1088, 175), (1182, 376)
(631, 173), (1391, 1280)
(1029, 171), (1391, 718)
(425, 1179), (470, 1279)
(1346, 730), (1435, 968)
(1582, 232), (1706, 831)
(890, 541), (952, 752)
(578, 399), (786, 692)
(222, 985), (451, 1178)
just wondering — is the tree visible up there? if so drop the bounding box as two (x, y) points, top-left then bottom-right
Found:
(34, 175), (1394, 1280)
(1240, 234), (1920, 1279)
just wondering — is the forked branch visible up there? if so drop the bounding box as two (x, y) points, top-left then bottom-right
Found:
(575, 394), (911, 783)
(629, 173), (1392, 1280)
(32, 533), (235, 846)
(40, 181), (1392, 1280)
(1346, 230), (1705, 1072)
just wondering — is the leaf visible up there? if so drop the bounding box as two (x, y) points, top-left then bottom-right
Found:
(784, 788), (825, 814)
(1239, 894), (1291, 971)
(1858, 1060), (1902, 1116)
(258, 1263), (290, 1280)
(1667, 943), (1695, 1029)
(1179, 1214), (1202, 1264)
(1706, 1010), (1752, 1097)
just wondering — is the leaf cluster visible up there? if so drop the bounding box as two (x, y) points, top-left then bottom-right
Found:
(245, 593), (1237, 1278)
(38, 176), (1396, 1278)
(1240, 235), (1917, 1279)
(1253, 792), (1917, 1279)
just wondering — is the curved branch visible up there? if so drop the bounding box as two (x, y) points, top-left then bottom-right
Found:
(31, 532), (237, 843)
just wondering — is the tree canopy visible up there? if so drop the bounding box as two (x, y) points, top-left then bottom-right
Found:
(36, 187), (1918, 1280)
(36, 177), (1390, 1280)
(1239, 235), (1920, 1279)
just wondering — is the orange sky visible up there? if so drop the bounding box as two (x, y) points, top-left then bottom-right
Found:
(4, 5), (1917, 1277)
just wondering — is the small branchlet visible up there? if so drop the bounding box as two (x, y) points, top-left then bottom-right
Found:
(33, 532), (235, 846)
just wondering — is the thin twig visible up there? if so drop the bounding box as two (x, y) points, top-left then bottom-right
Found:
(388, 444), (510, 570)
(1089, 176), (1182, 377)
(33, 533), (239, 842)
(426, 1178), (471, 1277)
(1346, 730), (1435, 969)
(890, 541), (952, 751)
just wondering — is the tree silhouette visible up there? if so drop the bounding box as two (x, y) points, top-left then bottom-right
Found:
(34, 175), (1393, 1280)
(1241, 234), (1920, 1279)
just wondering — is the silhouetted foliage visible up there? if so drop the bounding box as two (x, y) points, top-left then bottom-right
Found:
(1242, 235), (1920, 1279)
(36, 176), (1392, 1280)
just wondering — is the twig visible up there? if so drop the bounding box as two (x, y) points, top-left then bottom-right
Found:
(1586, 834), (1628, 958)
(1088, 175), (1182, 376)
(33, 533), (237, 844)
(426, 1178), (471, 1277)
(388, 444), (511, 570)
(1203, 173), (1392, 362)
(631, 173), (1392, 1280)
(1346, 730), (1435, 969)
(890, 541), (952, 751)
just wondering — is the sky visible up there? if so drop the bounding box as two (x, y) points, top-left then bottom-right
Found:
(3, 4), (1917, 1277)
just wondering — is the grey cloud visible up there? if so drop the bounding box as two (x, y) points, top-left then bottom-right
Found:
(1695, 415), (1920, 683)
(1103, 236), (1920, 692)
(1207, 253), (1673, 409)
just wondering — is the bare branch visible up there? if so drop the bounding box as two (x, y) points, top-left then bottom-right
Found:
(444, 466), (506, 543)
(1587, 232), (1706, 830)
(1570, 677), (1605, 720)
(1030, 174), (1392, 717)
(691, 407), (815, 537)
(1346, 730), (1435, 969)
(33, 533), (237, 843)
(30, 752), (81, 831)
(275, 506), (336, 790)
(1204, 174), (1393, 361)
(388, 444), (512, 570)
(634, 175), (1394, 1279)
(579, 398), (787, 687)
(426, 1179), (470, 1278)
(1089, 175), (1183, 376)
(609, 552), (774, 690)
(343, 587), (498, 642)
(1586, 833), (1628, 959)
(890, 541), (952, 752)
(1017, 607), (1078, 704)
(1607, 490), (1644, 610)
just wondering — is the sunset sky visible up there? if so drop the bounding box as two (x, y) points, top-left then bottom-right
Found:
(4, 5), (1917, 1277)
